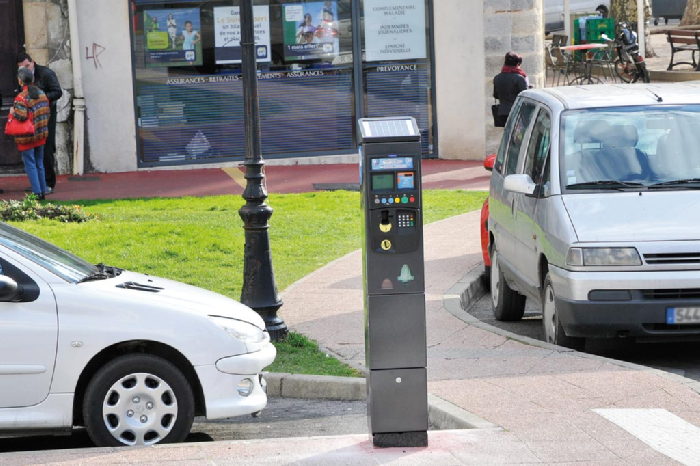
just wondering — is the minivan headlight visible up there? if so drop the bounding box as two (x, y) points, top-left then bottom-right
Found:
(209, 316), (267, 344)
(566, 247), (642, 266)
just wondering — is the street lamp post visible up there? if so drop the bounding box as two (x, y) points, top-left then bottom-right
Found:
(238, 0), (287, 341)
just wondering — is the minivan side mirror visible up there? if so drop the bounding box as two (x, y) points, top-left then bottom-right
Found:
(504, 174), (537, 196)
(0, 275), (19, 302)
(484, 154), (496, 172)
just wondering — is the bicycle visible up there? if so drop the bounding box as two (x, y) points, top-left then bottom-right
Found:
(601, 22), (650, 83)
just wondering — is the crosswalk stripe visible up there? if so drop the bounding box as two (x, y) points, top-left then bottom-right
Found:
(594, 408), (700, 465)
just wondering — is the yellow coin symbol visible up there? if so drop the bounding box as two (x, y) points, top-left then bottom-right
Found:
(379, 222), (392, 233)
(381, 239), (392, 251)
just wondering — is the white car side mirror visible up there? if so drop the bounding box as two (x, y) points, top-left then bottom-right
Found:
(504, 174), (537, 196)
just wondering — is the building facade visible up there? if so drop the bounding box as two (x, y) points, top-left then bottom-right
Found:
(0, 0), (543, 174)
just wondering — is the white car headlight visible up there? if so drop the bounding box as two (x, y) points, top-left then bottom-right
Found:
(209, 316), (267, 344)
(566, 247), (642, 266)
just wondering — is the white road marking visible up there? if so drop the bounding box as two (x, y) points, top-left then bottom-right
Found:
(594, 408), (700, 465)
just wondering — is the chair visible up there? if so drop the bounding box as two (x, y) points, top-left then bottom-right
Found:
(566, 119), (612, 183)
(544, 46), (562, 87)
(654, 127), (699, 180)
(598, 125), (645, 180)
(552, 34), (569, 48)
(551, 47), (580, 85)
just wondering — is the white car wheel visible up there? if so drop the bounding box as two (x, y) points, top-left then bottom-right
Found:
(84, 354), (194, 447)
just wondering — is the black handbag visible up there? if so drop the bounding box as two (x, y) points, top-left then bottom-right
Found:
(492, 102), (507, 127)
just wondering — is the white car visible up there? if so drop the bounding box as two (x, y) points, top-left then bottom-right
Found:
(0, 223), (275, 446)
(544, 0), (610, 34)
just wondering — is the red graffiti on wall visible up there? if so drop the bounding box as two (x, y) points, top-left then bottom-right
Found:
(85, 43), (106, 69)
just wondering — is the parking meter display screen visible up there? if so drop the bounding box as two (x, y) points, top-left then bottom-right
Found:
(371, 157), (414, 171)
(397, 172), (415, 190)
(372, 173), (394, 191)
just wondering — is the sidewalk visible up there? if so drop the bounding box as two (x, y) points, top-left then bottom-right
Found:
(0, 159), (488, 201)
(281, 211), (700, 464)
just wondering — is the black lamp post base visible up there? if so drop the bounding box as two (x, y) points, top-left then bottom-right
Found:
(265, 320), (288, 342)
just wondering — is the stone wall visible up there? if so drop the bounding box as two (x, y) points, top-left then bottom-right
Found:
(22, 0), (73, 174)
(483, 0), (544, 154)
(434, 1), (486, 160)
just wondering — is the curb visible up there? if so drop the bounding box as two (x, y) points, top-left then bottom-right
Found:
(264, 372), (498, 430)
(449, 265), (700, 396)
(265, 373), (365, 401)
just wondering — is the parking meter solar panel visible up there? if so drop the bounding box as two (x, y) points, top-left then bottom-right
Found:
(359, 117), (420, 143)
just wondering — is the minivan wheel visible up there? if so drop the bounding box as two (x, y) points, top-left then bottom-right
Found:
(541, 273), (585, 351)
(83, 354), (195, 447)
(490, 248), (525, 321)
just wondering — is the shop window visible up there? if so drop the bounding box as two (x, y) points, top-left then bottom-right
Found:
(362, 0), (433, 156)
(130, 0), (355, 166)
(129, 0), (434, 166)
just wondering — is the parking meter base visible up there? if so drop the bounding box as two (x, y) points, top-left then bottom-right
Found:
(367, 368), (428, 439)
(373, 431), (428, 448)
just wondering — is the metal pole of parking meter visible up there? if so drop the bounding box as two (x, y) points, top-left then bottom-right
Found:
(238, 0), (287, 341)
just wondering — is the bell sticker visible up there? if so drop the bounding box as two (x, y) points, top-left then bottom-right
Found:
(397, 265), (415, 284)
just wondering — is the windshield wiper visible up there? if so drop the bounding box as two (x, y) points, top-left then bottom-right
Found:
(566, 180), (645, 191)
(79, 263), (124, 283)
(649, 178), (700, 189)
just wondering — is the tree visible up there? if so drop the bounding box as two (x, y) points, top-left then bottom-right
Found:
(681, 0), (700, 25)
(610, 0), (651, 25)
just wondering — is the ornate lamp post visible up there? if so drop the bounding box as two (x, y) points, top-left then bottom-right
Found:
(238, 0), (287, 341)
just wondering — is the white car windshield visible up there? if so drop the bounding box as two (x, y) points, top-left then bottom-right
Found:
(561, 105), (700, 190)
(0, 223), (98, 282)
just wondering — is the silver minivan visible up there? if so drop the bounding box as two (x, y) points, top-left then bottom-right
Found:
(488, 83), (700, 349)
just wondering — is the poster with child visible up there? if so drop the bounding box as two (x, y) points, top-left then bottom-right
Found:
(144, 8), (203, 67)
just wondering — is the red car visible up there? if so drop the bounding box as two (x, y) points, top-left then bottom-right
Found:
(480, 154), (496, 290)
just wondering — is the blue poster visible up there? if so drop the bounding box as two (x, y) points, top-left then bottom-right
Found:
(144, 8), (203, 67)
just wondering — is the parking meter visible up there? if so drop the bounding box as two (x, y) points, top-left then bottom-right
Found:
(358, 117), (428, 448)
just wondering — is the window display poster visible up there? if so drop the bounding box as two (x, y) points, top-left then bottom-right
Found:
(364, 0), (426, 62)
(214, 6), (271, 64)
(282, 1), (339, 61)
(144, 8), (203, 67)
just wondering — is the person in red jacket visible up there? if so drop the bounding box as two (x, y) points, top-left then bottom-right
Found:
(11, 67), (50, 199)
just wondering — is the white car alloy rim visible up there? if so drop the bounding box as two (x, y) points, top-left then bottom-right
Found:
(102, 372), (178, 446)
(543, 284), (556, 343)
(491, 251), (500, 307)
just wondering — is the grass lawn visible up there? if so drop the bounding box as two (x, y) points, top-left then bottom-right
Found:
(13, 189), (486, 376)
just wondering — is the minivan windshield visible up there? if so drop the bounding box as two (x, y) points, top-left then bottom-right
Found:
(0, 223), (97, 282)
(560, 105), (700, 191)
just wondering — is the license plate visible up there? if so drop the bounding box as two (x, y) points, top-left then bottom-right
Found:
(666, 307), (700, 324)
